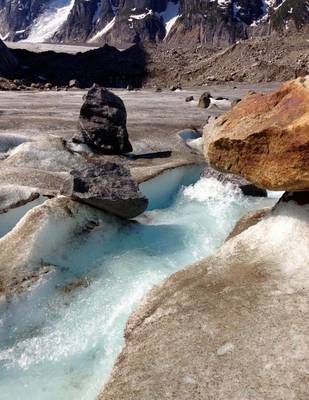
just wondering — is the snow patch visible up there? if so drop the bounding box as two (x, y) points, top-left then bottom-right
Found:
(0, 33), (9, 41)
(88, 16), (116, 43)
(159, 1), (181, 38)
(129, 9), (153, 20)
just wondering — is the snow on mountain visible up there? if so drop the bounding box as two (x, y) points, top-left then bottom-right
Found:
(0, 0), (307, 45)
(88, 16), (116, 43)
(24, 0), (75, 43)
(159, 1), (180, 38)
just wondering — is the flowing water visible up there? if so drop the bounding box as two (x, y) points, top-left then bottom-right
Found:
(0, 172), (276, 400)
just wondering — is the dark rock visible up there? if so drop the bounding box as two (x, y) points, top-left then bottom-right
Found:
(127, 84), (134, 91)
(203, 165), (267, 197)
(198, 92), (212, 108)
(69, 162), (148, 219)
(170, 85), (181, 91)
(74, 84), (133, 154)
(185, 96), (194, 102)
(278, 191), (309, 206)
(215, 96), (229, 100)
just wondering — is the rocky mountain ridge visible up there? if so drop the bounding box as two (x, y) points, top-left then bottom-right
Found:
(0, 0), (308, 47)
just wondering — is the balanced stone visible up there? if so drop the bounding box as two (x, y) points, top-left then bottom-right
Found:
(74, 84), (133, 154)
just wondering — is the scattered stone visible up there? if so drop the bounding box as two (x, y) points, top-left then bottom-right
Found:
(170, 85), (181, 91)
(127, 84), (134, 91)
(44, 82), (52, 90)
(68, 79), (80, 89)
(69, 162), (148, 219)
(73, 84), (133, 154)
(185, 96), (194, 102)
(206, 77), (309, 191)
(0, 77), (18, 91)
(198, 92), (211, 108)
(30, 82), (40, 89)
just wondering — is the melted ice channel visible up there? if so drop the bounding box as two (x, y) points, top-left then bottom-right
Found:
(0, 174), (275, 400)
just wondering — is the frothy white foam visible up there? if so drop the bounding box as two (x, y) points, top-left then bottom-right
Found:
(184, 177), (242, 203)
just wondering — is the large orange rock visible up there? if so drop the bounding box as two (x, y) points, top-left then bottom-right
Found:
(205, 77), (309, 191)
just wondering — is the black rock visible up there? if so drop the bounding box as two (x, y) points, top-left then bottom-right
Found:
(185, 96), (194, 102)
(203, 166), (267, 197)
(278, 192), (309, 206)
(69, 162), (148, 219)
(198, 92), (212, 108)
(74, 84), (133, 154)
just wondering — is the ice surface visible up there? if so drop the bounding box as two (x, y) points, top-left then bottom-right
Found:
(0, 171), (276, 400)
(0, 196), (46, 239)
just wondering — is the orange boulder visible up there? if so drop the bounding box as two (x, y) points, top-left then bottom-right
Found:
(205, 77), (309, 191)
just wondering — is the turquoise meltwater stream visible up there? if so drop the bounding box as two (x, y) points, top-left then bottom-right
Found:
(0, 169), (276, 400)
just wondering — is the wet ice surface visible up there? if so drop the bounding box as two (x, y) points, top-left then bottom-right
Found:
(0, 176), (276, 400)
(0, 197), (46, 239)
